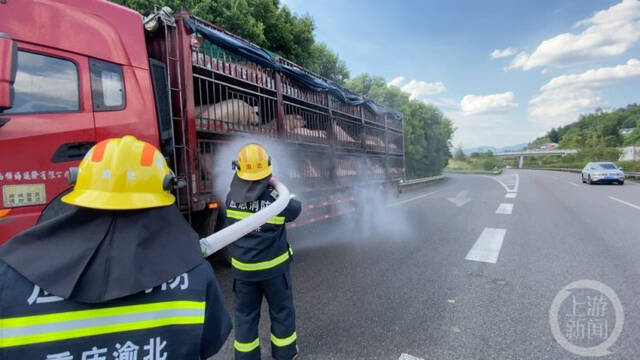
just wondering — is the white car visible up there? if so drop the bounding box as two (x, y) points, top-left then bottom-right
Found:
(581, 162), (625, 185)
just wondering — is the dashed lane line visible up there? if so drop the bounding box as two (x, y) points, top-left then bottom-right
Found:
(399, 354), (424, 360)
(567, 181), (580, 187)
(465, 228), (507, 264)
(609, 196), (640, 211)
(505, 193), (517, 199)
(496, 203), (514, 214)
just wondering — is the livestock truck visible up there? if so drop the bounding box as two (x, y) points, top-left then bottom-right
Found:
(0, 0), (405, 244)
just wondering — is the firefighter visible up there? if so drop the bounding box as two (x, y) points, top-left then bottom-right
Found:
(0, 136), (231, 359)
(225, 143), (301, 360)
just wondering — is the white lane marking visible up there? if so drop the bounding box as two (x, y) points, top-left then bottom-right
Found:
(465, 228), (507, 264)
(399, 354), (424, 360)
(496, 203), (514, 214)
(609, 196), (640, 211)
(505, 193), (517, 199)
(481, 173), (519, 193)
(447, 190), (471, 207)
(567, 181), (580, 187)
(388, 191), (439, 207)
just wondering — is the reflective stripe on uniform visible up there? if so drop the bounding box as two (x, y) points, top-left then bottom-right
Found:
(231, 248), (291, 272)
(0, 300), (205, 348)
(270, 331), (297, 347)
(226, 209), (285, 225)
(234, 337), (260, 352)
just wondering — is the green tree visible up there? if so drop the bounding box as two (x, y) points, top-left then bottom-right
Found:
(307, 43), (350, 85)
(531, 103), (640, 149)
(346, 74), (454, 177)
(453, 145), (466, 161)
(110, 0), (348, 83)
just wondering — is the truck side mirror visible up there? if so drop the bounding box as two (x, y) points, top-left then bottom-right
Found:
(0, 33), (18, 111)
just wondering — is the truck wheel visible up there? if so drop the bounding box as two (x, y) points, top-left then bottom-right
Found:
(38, 188), (74, 224)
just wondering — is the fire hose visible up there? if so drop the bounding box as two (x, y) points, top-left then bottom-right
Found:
(199, 178), (290, 257)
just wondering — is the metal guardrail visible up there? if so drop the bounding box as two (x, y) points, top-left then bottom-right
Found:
(495, 149), (578, 157)
(398, 175), (444, 193)
(444, 169), (503, 175)
(524, 168), (640, 179)
(528, 167), (581, 173)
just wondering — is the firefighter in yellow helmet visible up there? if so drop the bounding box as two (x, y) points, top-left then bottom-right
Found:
(0, 136), (231, 359)
(224, 143), (301, 360)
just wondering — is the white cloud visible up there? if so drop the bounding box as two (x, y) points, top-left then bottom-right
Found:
(529, 58), (640, 128)
(388, 77), (446, 99)
(387, 76), (405, 87)
(460, 91), (518, 115)
(490, 48), (516, 59)
(423, 97), (460, 109)
(509, 0), (640, 70)
(400, 79), (446, 99)
(541, 58), (640, 91)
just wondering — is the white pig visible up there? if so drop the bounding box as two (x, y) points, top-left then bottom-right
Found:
(284, 114), (306, 130)
(290, 128), (327, 138)
(364, 134), (385, 147)
(332, 123), (356, 143)
(195, 99), (260, 126)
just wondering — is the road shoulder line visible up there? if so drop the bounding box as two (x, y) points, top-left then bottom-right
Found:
(609, 196), (640, 211)
(496, 203), (514, 214)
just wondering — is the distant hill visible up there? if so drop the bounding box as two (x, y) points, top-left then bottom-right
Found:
(526, 104), (640, 149)
(464, 143), (527, 154)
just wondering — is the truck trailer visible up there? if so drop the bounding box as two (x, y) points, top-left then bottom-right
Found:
(0, 0), (405, 244)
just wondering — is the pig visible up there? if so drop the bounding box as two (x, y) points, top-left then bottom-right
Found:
(195, 99), (260, 126)
(290, 128), (327, 138)
(261, 114), (305, 131)
(364, 134), (385, 147)
(332, 123), (356, 143)
(284, 114), (306, 131)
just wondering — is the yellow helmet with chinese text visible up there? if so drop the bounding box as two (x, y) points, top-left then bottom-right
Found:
(233, 143), (272, 181)
(62, 136), (176, 210)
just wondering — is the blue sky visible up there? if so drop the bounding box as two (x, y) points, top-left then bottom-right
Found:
(281, 0), (640, 148)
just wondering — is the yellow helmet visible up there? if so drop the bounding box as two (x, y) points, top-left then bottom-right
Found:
(233, 143), (272, 181)
(62, 136), (176, 210)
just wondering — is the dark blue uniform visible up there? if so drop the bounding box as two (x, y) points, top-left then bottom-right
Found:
(0, 260), (231, 359)
(225, 185), (301, 360)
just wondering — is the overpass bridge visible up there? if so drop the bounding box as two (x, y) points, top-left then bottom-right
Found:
(495, 149), (578, 168)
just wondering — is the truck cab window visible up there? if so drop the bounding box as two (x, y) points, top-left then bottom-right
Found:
(1, 51), (79, 114)
(89, 58), (124, 111)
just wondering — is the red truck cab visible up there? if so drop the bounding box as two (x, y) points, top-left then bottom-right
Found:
(0, 0), (160, 242)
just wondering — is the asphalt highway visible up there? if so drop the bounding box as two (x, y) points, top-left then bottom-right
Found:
(210, 170), (640, 359)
